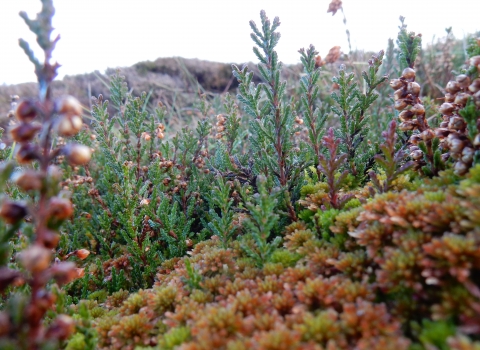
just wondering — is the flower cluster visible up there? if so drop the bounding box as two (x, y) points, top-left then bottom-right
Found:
(391, 34), (480, 176)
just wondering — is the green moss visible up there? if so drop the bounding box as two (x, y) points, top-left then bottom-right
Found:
(269, 249), (302, 267)
(159, 327), (191, 349)
(65, 333), (87, 350)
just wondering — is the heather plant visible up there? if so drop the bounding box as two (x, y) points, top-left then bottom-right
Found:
(3, 1), (480, 349)
(392, 22), (480, 177)
(330, 50), (388, 183)
(59, 71), (224, 294)
(0, 0), (91, 348)
(239, 175), (281, 267)
(213, 93), (243, 155)
(298, 45), (328, 180)
(232, 10), (305, 222)
(369, 119), (414, 194)
(202, 176), (236, 249)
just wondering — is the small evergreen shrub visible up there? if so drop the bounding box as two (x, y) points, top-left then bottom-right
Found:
(1, 0), (479, 349)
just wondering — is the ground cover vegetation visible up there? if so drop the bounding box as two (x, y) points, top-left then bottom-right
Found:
(0, 0), (480, 349)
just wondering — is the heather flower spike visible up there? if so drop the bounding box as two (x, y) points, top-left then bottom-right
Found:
(327, 0), (343, 16)
(0, 0), (90, 347)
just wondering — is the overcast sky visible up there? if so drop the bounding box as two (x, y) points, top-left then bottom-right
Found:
(1, 0), (478, 85)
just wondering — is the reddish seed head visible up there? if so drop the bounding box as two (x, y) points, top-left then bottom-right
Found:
(435, 128), (450, 139)
(0, 200), (28, 224)
(449, 138), (465, 154)
(15, 100), (37, 122)
(16, 143), (39, 164)
(469, 78), (480, 93)
(448, 116), (466, 131)
(473, 134), (480, 147)
(454, 93), (469, 106)
(399, 121), (415, 131)
(41, 230), (61, 249)
(399, 110), (414, 122)
(445, 81), (461, 94)
(401, 67), (416, 81)
(439, 103), (455, 116)
(47, 197), (74, 220)
(394, 99), (408, 111)
(454, 161), (468, 175)
(469, 55), (480, 67)
(409, 134), (422, 145)
(13, 170), (43, 192)
(389, 79), (404, 90)
(64, 144), (92, 165)
(407, 82), (421, 96)
(57, 115), (83, 137)
(141, 132), (151, 141)
(314, 55), (324, 68)
(461, 147), (474, 164)
(456, 74), (470, 89)
(411, 103), (425, 116)
(393, 88), (405, 101)
(10, 122), (42, 142)
(18, 245), (52, 273)
(56, 96), (83, 117)
(75, 268), (85, 279)
(327, 0), (342, 16)
(50, 262), (78, 285)
(420, 129), (435, 141)
(444, 93), (455, 103)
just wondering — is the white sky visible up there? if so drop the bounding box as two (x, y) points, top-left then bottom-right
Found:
(1, 0), (478, 85)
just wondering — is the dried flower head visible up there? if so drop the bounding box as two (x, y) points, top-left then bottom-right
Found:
(56, 95), (83, 117)
(324, 46), (341, 64)
(18, 245), (52, 273)
(63, 143), (92, 165)
(15, 99), (37, 122)
(327, 0), (342, 16)
(57, 114), (83, 137)
(0, 200), (28, 224)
